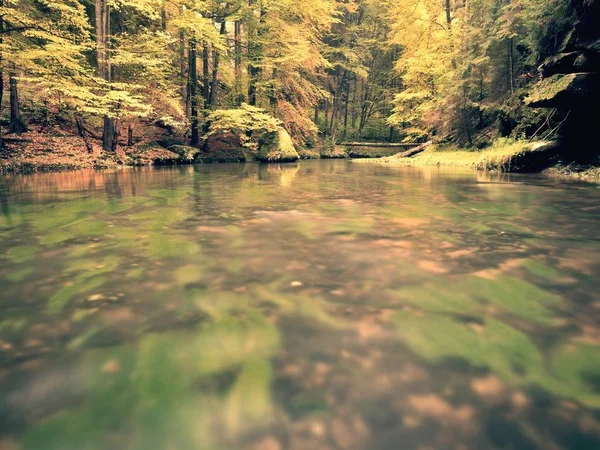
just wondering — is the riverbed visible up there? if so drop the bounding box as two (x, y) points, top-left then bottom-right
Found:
(0, 161), (599, 449)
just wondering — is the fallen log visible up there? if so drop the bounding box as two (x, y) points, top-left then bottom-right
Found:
(396, 141), (432, 158)
(340, 142), (420, 148)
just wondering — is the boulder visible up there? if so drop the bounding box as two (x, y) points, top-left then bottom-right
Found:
(297, 148), (321, 160)
(319, 143), (348, 159)
(256, 128), (299, 162)
(125, 143), (180, 165)
(198, 132), (251, 163)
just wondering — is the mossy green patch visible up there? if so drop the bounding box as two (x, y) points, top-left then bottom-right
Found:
(356, 139), (558, 172)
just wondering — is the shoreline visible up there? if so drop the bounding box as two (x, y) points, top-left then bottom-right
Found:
(353, 140), (600, 182)
(2, 133), (599, 183)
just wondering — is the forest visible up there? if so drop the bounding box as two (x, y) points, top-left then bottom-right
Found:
(1, 0), (598, 171)
(2, 1), (600, 449)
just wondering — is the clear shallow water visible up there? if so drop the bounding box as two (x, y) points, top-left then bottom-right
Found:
(0, 160), (599, 450)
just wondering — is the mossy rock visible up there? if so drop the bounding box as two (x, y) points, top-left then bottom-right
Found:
(169, 145), (200, 162)
(256, 128), (299, 162)
(195, 148), (251, 163)
(297, 148), (320, 160)
(197, 132), (252, 163)
(319, 145), (348, 159)
(125, 143), (180, 166)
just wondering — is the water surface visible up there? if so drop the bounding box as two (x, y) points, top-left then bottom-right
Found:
(0, 161), (599, 449)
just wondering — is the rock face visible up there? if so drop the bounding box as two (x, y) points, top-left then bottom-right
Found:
(200, 132), (250, 163)
(527, 0), (600, 158)
(256, 128), (300, 162)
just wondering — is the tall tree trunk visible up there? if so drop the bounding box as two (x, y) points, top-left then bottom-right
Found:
(127, 123), (134, 146)
(95, 0), (104, 79)
(269, 68), (277, 107)
(351, 76), (357, 130)
(329, 95), (337, 135)
(189, 37), (199, 146)
(202, 43), (210, 107)
(0, 4), (4, 148)
(8, 66), (24, 135)
(160, 6), (167, 31)
(234, 20), (243, 105)
(76, 115), (94, 153)
(179, 7), (186, 100)
(508, 38), (514, 95)
(208, 21), (227, 107)
(248, 1), (264, 106)
(97, 0), (116, 151)
(314, 102), (319, 124)
(342, 78), (350, 139)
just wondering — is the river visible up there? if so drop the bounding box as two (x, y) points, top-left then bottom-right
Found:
(0, 160), (599, 449)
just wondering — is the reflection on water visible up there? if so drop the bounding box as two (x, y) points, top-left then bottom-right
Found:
(0, 161), (599, 450)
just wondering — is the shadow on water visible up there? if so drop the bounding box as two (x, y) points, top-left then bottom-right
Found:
(0, 161), (599, 449)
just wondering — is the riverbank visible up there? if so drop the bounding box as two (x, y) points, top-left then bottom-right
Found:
(0, 131), (352, 174)
(353, 139), (600, 182)
(3, 132), (599, 183)
(0, 132), (191, 174)
(354, 140), (563, 170)
(543, 164), (600, 182)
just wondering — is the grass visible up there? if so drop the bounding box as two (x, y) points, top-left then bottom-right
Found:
(355, 139), (559, 172)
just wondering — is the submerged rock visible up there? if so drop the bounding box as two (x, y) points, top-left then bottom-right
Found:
(256, 128), (299, 162)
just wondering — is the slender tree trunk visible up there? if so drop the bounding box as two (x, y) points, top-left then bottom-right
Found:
(75, 115), (94, 153)
(342, 78), (350, 139)
(95, 0), (104, 79)
(8, 66), (24, 135)
(189, 37), (199, 146)
(127, 123), (134, 146)
(269, 68), (277, 107)
(508, 38), (514, 95)
(0, 5), (4, 148)
(445, 0), (452, 29)
(202, 43), (210, 107)
(314, 102), (319, 124)
(208, 21), (226, 107)
(351, 76), (357, 130)
(160, 6), (167, 31)
(329, 95), (337, 135)
(179, 7), (186, 100)
(234, 20), (243, 105)
(96, 0), (116, 151)
(248, 1), (264, 106)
